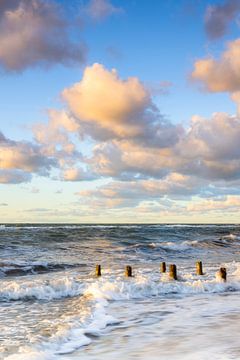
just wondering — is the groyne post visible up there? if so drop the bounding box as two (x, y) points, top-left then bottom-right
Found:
(125, 265), (133, 277)
(160, 262), (166, 273)
(219, 267), (227, 282)
(196, 261), (203, 275)
(169, 264), (177, 280)
(96, 264), (101, 276)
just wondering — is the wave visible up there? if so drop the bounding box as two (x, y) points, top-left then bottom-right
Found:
(157, 240), (199, 251)
(0, 261), (84, 278)
(1, 263), (240, 302)
(4, 296), (117, 360)
(0, 276), (85, 301)
(3, 263), (240, 359)
(220, 233), (240, 241)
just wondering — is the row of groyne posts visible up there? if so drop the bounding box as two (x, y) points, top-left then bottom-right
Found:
(95, 262), (227, 281)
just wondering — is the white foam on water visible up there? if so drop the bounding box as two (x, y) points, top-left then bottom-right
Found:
(1, 261), (240, 302)
(156, 240), (199, 251)
(221, 233), (240, 241)
(0, 276), (85, 301)
(2, 262), (240, 359)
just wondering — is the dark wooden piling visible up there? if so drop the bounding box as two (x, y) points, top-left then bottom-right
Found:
(125, 265), (132, 277)
(196, 261), (203, 275)
(219, 267), (227, 282)
(169, 264), (177, 280)
(160, 262), (166, 273)
(95, 264), (101, 276)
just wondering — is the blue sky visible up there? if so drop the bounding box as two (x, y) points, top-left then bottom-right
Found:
(1, 0), (240, 223)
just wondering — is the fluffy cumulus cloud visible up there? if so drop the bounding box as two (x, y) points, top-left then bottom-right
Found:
(85, 0), (123, 21)
(62, 63), (182, 146)
(205, 0), (240, 40)
(176, 113), (240, 180)
(192, 38), (240, 93)
(0, 0), (86, 71)
(86, 111), (240, 182)
(0, 131), (55, 183)
(28, 63), (240, 189)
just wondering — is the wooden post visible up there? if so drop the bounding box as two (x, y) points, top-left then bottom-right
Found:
(125, 265), (132, 277)
(219, 267), (227, 282)
(96, 264), (101, 276)
(196, 261), (203, 275)
(160, 262), (166, 273)
(169, 264), (177, 280)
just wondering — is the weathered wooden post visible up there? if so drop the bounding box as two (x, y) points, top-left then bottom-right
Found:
(160, 262), (166, 273)
(219, 267), (227, 282)
(125, 265), (132, 277)
(196, 261), (203, 275)
(96, 264), (101, 276)
(169, 264), (177, 280)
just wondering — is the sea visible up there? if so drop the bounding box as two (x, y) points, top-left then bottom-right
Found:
(0, 224), (240, 360)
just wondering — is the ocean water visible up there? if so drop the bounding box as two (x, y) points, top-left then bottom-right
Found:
(0, 224), (240, 360)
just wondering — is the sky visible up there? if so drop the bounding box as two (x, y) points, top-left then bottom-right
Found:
(1, 0), (240, 223)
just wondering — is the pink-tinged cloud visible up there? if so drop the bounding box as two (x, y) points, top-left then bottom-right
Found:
(88, 111), (240, 181)
(62, 167), (96, 181)
(62, 63), (182, 146)
(192, 38), (240, 93)
(187, 195), (240, 212)
(0, 131), (55, 182)
(0, 0), (86, 71)
(205, 0), (240, 40)
(85, 0), (123, 21)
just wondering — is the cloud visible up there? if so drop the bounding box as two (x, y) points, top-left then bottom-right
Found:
(0, 0), (19, 12)
(0, 0), (86, 71)
(76, 174), (210, 209)
(205, 0), (240, 40)
(55, 189), (63, 194)
(191, 38), (240, 93)
(89, 140), (175, 179)
(0, 203), (8, 206)
(0, 169), (32, 184)
(87, 111), (240, 182)
(85, 0), (123, 21)
(187, 195), (240, 213)
(146, 81), (173, 96)
(176, 113), (240, 180)
(33, 109), (81, 164)
(74, 176), (240, 219)
(62, 63), (182, 147)
(0, 131), (55, 174)
(62, 167), (97, 181)
(0, 130), (56, 184)
(30, 187), (40, 193)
